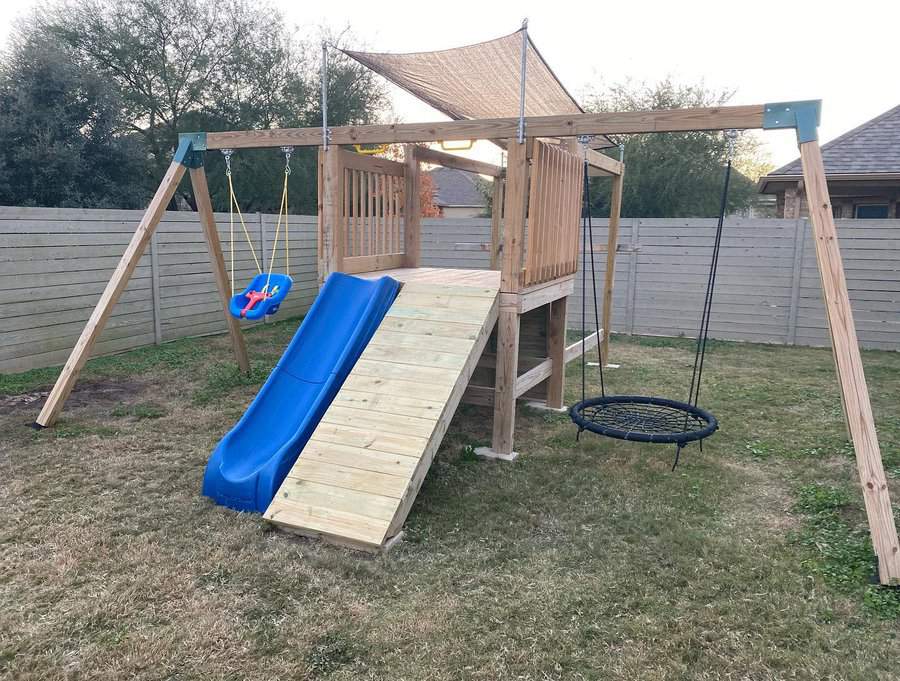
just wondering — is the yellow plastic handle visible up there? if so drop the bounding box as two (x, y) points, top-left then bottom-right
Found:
(440, 140), (474, 151)
(354, 143), (390, 155)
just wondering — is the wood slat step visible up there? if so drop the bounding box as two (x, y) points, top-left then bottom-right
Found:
(266, 498), (388, 547)
(320, 404), (437, 438)
(287, 460), (409, 498)
(330, 389), (447, 419)
(359, 343), (471, 370)
(300, 440), (420, 477)
(309, 422), (429, 458)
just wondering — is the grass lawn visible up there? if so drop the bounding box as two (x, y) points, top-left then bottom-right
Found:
(2, 319), (899, 680)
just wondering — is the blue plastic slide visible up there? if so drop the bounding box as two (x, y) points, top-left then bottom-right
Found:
(202, 272), (401, 513)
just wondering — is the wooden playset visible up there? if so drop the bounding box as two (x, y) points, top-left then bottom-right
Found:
(31, 29), (898, 583)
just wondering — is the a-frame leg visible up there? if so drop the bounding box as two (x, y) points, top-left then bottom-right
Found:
(600, 172), (624, 363)
(799, 139), (900, 584)
(35, 159), (188, 428)
(189, 167), (250, 373)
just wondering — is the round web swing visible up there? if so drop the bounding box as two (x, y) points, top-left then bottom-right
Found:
(570, 131), (739, 467)
(221, 146), (295, 321)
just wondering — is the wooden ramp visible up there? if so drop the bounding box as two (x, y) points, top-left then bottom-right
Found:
(264, 273), (499, 551)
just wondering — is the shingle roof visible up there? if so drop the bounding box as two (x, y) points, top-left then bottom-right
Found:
(771, 103), (900, 176)
(428, 167), (486, 207)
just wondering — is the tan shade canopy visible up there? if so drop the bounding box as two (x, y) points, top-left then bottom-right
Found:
(342, 29), (613, 147)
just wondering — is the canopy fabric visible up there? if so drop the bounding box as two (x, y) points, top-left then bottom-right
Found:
(342, 30), (612, 147)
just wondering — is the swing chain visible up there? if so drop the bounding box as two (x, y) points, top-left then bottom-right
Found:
(281, 146), (294, 176)
(221, 148), (234, 177)
(724, 129), (738, 162)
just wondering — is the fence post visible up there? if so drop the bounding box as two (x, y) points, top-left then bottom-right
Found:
(786, 217), (806, 345)
(625, 218), (640, 335)
(149, 230), (163, 344)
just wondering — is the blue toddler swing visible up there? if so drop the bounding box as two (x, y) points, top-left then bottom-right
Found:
(222, 146), (295, 321)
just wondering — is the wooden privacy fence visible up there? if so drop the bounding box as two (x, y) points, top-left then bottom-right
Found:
(3, 210), (900, 373)
(417, 216), (900, 351)
(522, 140), (583, 286)
(0, 207), (317, 373)
(322, 149), (406, 275)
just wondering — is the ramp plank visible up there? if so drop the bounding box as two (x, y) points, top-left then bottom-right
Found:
(265, 275), (500, 550)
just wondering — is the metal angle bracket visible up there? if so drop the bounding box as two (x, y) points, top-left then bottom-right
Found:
(175, 132), (207, 168)
(762, 100), (821, 144)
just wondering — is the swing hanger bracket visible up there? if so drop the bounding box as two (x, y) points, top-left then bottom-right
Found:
(281, 146), (294, 175)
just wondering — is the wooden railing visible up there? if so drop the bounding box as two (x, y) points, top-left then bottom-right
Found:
(522, 140), (583, 287)
(319, 149), (407, 275)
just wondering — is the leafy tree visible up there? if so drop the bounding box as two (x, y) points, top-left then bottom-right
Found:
(34, 0), (388, 212)
(0, 37), (149, 208)
(583, 79), (771, 217)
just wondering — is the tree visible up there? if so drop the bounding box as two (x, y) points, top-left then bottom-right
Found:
(583, 79), (771, 217)
(0, 37), (148, 208)
(33, 0), (388, 212)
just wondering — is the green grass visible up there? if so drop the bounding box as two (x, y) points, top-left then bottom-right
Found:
(1, 326), (899, 679)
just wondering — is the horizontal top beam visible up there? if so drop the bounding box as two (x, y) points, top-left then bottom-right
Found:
(413, 146), (503, 177)
(203, 104), (767, 150)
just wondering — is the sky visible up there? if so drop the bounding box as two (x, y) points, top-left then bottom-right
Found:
(1, 0), (897, 170)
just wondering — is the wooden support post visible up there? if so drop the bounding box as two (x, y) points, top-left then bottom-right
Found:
(35, 159), (187, 427)
(480, 138), (531, 460)
(601, 171), (625, 362)
(190, 166), (250, 373)
(489, 174), (505, 270)
(501, 139), (528, 293)
(319, 145), (344, 283)
(483, 305), (520, 460)
(799, 140), (900, 584)
(403, 145), (421, 268)
(546, 297), (568, 409)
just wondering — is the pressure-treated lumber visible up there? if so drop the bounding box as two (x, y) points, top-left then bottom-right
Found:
(265, 279), (500, 550)
(35, 159), (187, 427)
(403, 145), (421, 268)
(601, 172), (625, 362)
(414, 146), (503, 176)
(501, 139), (528, 293)
(798, 140), (900, 584)
(489, 176), (505, 270)
(489, 305), (521, 456)
(189, 167), (250, 373)
(318, 145), (344, 283)
(585, 148), (624, 177)
(206, 105), (766, 149)
(564, 330), (601, 364)
(546, 297), (568, 408)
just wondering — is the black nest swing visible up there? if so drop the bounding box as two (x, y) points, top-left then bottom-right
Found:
(570, 133), (738, 466)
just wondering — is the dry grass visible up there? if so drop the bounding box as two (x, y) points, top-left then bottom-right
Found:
(2, 320), (899, 680)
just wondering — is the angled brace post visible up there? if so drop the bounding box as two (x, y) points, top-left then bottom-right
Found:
(775, 100), (900, 584)
(35, 136), (202, 427)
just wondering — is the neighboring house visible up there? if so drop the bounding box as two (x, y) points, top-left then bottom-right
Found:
(759, 103), (900, 219)
(427, 167), (487, 218)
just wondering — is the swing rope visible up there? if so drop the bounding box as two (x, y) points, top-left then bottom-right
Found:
(570, 131), (738, 461)
(265, 146), (293, 293)
(686, 130), (737, 409)
(222, 147), (294, 297)
(223, 149), (264, 295)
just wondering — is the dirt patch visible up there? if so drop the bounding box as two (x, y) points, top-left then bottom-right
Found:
(0, 379), (147, 414)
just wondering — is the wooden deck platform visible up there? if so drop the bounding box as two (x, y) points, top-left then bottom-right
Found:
(264, 268), (500, 550)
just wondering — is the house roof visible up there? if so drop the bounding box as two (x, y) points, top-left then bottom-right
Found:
(428, 167), (486, 208)
(764, 104), (900, 182)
